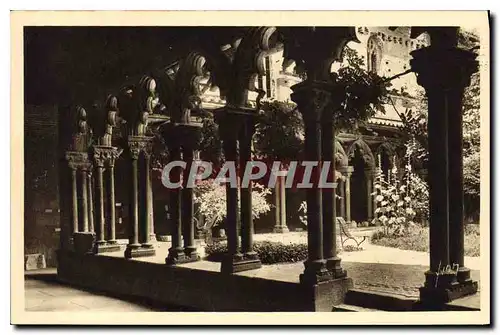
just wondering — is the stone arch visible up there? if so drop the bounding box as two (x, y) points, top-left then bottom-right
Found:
(334, 139), (349, 170)
(346, 139), (376, 223)
(347, 139), (375, 169)
(367, 34), (383, 74)
(375, 142), (395, 178)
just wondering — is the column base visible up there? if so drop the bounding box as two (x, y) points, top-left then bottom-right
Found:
(221, 253), (261, 273)
(299, 259), (331, 286)
(457, 266), (472, 283)
(149, 234), (157, 243)
(325, 257), (347, 279)
(419, 270), (478, 306)
(73, 232), (96, 255)
(184, 246), (201, 262)
(165, 247), (198, 265)
(124, 244), (156, 259)
(272, 226), (290, 234)
(94, 242), (122, 254)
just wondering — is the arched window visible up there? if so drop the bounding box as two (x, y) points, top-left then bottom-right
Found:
(367, 36), (382, 74)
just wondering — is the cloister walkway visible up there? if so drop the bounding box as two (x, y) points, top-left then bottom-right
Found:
(28, 234), (480, 311)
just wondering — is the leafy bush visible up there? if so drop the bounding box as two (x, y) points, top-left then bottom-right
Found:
(205, 241), (308, 264)
(371, 225), (480, 257)
(194, 179), (271, 231)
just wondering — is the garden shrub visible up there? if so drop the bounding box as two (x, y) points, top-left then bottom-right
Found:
(205, 241), (308, 264)
(371, 225), (480, 257)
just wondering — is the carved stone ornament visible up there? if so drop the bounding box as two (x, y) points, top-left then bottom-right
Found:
(347, 139), (375, 169)
(91, 145), (122, 168)
(65, 151), (91, 170)
(128, 136), (154, 160)
(118, 76), (158, 137)
(157, 52), (208, 124)
(70, 106), (93, 152)
(102, 95), (120, 146)
(280, 27), (359, 81)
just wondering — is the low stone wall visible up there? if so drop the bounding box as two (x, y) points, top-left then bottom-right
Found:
(57, 250), (352, 311)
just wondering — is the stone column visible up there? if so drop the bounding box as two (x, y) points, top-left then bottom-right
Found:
(272, 174), (289, 233)
(124, 144), (141, 258)
(291, 84), (330, 285)
(140, 141), (155, 252)
(147, 165), (156, 242)
(106, 148), (122, 247)
(165, 143), (186, 264)
(70, 165), (79, 234)
(366, 169), (374, 222)
(321, 116), (344, 278)
(345, 167), (353, 223)
(180, 125), (200, 262)
(220, 128), (243, 272)
(339, 177), (346, 219)
(87, 170), (94, 233)
(411, 27), (478, 304)
(94, 155), (106, 247)
(239, 116), (261, 268)
(80, 166), (89, 232)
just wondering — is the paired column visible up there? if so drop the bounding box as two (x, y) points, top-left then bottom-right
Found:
(124, 137), (156, 259)
(291, 84), (330, 285)
(239, 116), (260, 265)
(216, 108), (262, 273)
(411, 27), (479, 304)
(92, 146), (123, 254)
(65, 151), (94, 254)
(164, 124), (201, 265)
(321, 115), (345, 278)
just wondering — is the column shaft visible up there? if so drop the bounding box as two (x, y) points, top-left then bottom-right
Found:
(321, 119), (336, 262)
(427, 89), (451, 273)
(87, 172), (94, 233)
(141, 153), (152, 246)
(107, 165), (117, 243)
(95, 165), (106, 244)
(366, 170), (373, 222)
(240, 132), (256, 257)
(70, 167), (79, 234)
(223, 138), (241, 259)
(339, 179), (346, 218)
(129, 157), (140, 246)
(182, 148), (197, 254)
(345, 173), (351, 222)
(448, 88), (469, 281)
(166, 146), (184, 263)
(80, 169), (89, 232)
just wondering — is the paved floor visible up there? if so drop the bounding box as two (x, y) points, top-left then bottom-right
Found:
(25, 230), (481, 311)
(25, 269), (189, 312)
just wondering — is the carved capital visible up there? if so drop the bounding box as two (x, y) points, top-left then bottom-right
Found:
(281, 27), (359, 81)
(65, 151), (91, 170)
(290, 84), (331, 124)
(410, 47), (478, 92)
(128, 136), (153, 160)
